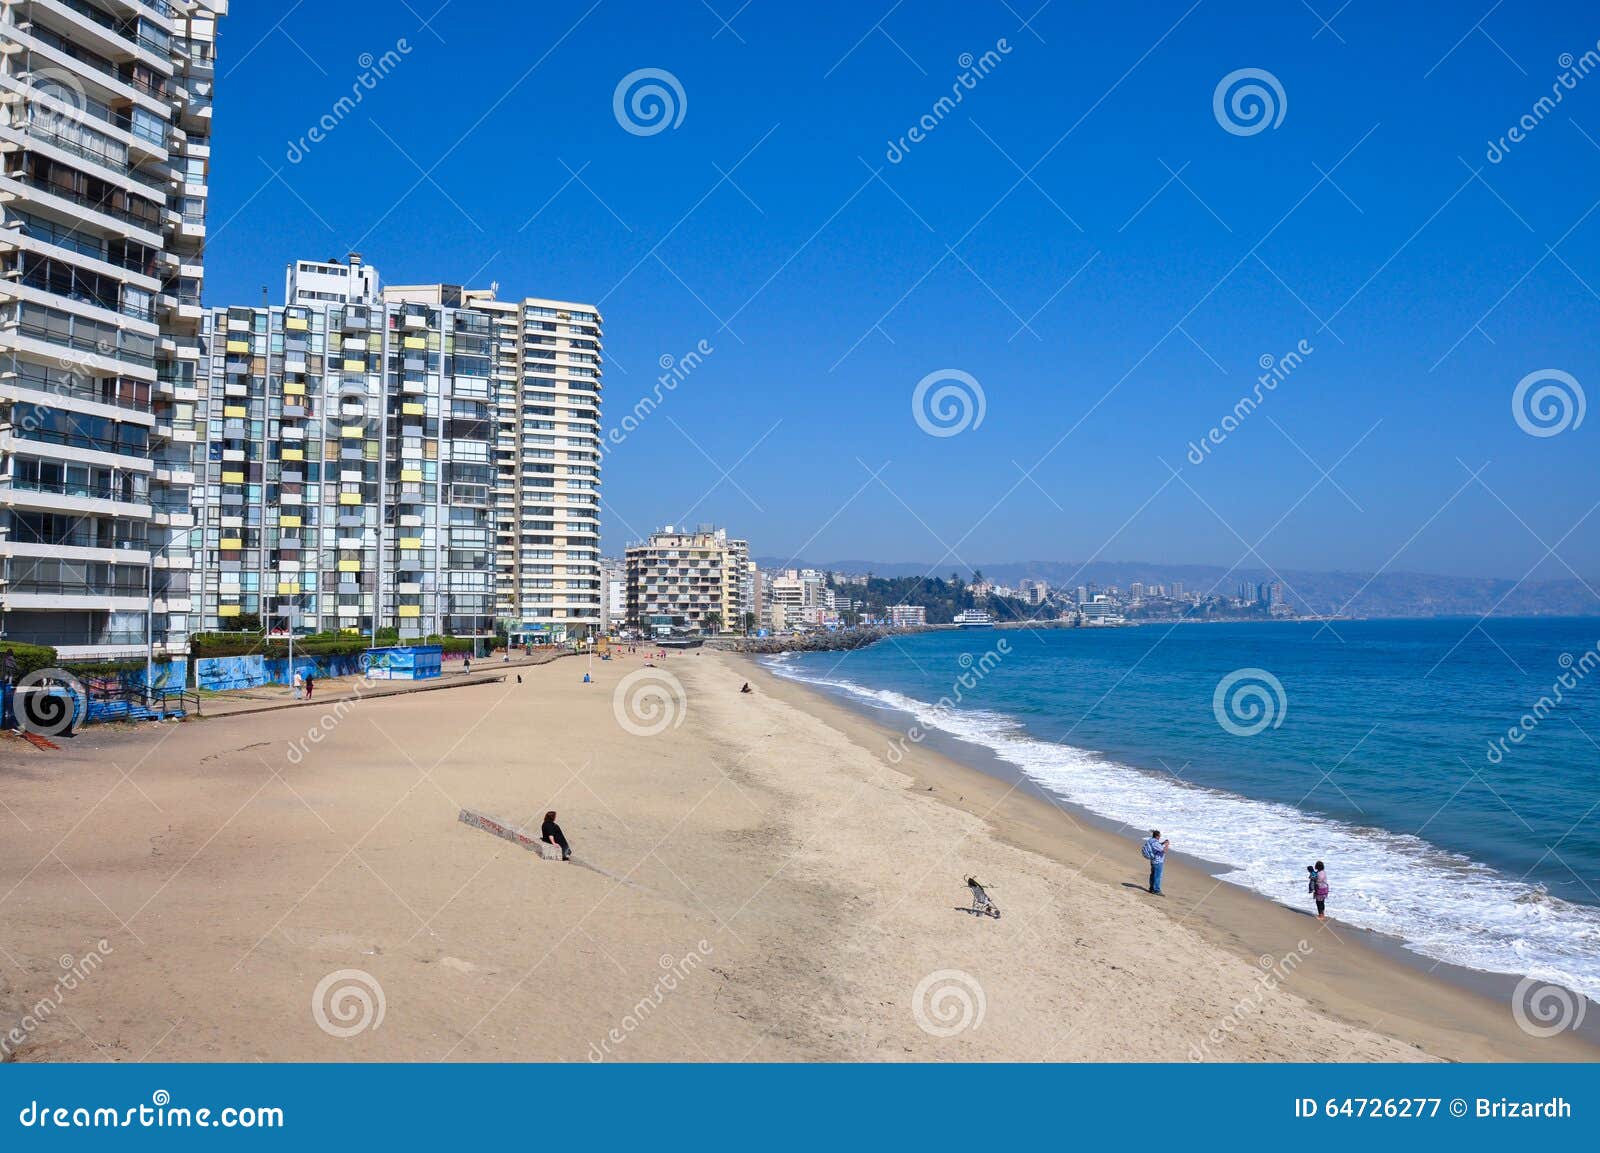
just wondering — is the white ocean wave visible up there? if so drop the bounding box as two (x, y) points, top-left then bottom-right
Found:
(762, 657), (1600, 1002)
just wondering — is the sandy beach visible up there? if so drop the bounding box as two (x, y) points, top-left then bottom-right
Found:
(0, 647), (1590, 1062)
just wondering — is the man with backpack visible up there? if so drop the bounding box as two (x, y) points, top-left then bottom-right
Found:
(1141, 830), (1170, 895)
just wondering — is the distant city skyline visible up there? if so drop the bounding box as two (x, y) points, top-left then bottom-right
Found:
(205, 2), (1600, 582)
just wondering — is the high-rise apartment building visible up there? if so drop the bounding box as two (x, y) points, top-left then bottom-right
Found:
(186, 255), (602, 644)
(764, 567), (825, 630)
(434, 284), (604, 641)
(0, 0), (225, 656)
(195, 272), (494, 640)
(494, 293), (602, 641)
(625, 526), (749, 635)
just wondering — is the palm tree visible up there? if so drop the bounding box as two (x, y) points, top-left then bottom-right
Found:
(703, 611), (723, 635)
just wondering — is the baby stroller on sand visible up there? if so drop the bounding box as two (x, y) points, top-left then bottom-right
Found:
(965, 876), (1001, 919)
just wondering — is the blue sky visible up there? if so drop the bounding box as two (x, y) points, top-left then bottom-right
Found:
(206, 0), (1599, 580)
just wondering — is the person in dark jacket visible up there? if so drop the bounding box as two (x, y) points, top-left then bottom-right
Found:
(541, 810), (571, 861)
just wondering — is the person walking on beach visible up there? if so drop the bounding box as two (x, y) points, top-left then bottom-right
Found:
(1141, 830), (1169, 895)
(304, 674), (315, 700)
(541, 810), (571, 861)
(1310, 860), (1329, 920)
(293, 670), (304, 700)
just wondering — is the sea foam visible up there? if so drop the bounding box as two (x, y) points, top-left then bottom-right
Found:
(764, 658), (1600, 1002)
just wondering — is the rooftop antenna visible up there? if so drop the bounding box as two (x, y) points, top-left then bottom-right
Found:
(261, 285), (268, 307)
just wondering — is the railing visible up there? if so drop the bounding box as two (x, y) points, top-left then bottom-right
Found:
(0, 475), (147, 503)
(22, 121), (170, 192)
(5, 172), (164, 233)
(81, 684), (200, 723)
(4, 577), (148, 596)
(12, 309), (157, 367)
(1, 629), (151, 646)
(12, 425), (150, 460)
(5, 363), (153, 412)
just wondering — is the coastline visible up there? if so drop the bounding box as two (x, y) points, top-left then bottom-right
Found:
(2, 646), (1591, 1061)
(732, 651), (1600, 1061)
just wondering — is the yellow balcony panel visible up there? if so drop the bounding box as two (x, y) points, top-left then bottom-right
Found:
(397, 605), (421, 618)
(402, 402), (425, 415)
(277, 581), (300, 594)
(339, 493), (362, 506)
(341, 425), (365, 438)
(283, 382), (306, 396)
(400, 468), (422, 482)
(220, 537), (242, 549)
(223, 405), (247, 418)
(285, 317), (309, 331)
(282, 448), (304, 461)
(225, 339), (251, 354)
(218, 605), (241, 617)
(403, 336), (427, 350)
(280, 514), (302, 528)
(342, 359), (365, 372)
(221, 470), (244, 483)
(338, 560), (361, 573)
(398, 536), (423, 549)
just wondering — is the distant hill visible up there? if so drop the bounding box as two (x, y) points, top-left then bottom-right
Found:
(751, 558), (1600, 619)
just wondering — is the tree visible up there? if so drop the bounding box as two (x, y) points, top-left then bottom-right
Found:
(703, 611), (723, 635)
(741, 612), (757, 634)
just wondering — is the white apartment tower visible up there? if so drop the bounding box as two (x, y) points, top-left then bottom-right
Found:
(498, 294), (602, 641)
(0, 0), (225, 656)
(184, 256), (602, 645)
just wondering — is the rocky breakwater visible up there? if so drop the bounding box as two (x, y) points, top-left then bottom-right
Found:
(714, 627), (928, 655)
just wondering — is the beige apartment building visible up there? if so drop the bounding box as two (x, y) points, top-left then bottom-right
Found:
(624, 525), (750, 635)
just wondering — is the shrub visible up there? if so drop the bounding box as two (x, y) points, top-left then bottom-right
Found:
(1, 641), (59, 678)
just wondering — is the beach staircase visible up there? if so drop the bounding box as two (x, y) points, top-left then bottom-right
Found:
(82, 687), (198, 725)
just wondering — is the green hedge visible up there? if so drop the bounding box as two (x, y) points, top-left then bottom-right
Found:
(190, 631), (372, 660)
(2, 642), (59, 678)
(58, 658), (149, 678)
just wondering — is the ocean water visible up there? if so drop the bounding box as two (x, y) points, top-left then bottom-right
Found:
(764, 619), (1600, 999)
